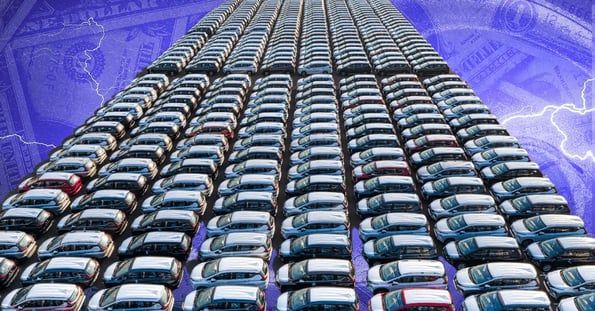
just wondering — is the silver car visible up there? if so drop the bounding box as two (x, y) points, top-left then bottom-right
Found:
(281, 211), (349, 239)
(199, 232), (272, 261)
(359, 213), (429, 242)
(224, 160), (280, 179)
(190, 257), (268, 289)
(510, 214), (586, 247)
(207, 211), (275, 238)
(141, 190), (206, 214)
(428, 194), (497, 220)
(283, 192), (347, 216)
(88, 284), (173, 311)
(434, 213), (508, 243)
(367, 259), (447, 294)
(455, 262), (539, 295)
(2, 189), (70, 215)
(557, 293), (595, 311)
(37, 231), (114, 259)
(152, 173), (213, 196)
(462, 289), (551, 311)
(287, 160), (344, 180)
(545, 265), (595, 299)
(0, 231), (37, 260)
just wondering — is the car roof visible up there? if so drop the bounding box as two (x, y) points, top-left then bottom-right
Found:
(524, 194), (568, 205)
(496, 290), (550, 306)
(143, 231), (186, 243)
(44, 257), (94, 270)
(306, 234), (350, 245)
(402, 289), (452, 305)
(304, 192), (345, 201)
(485, 262), (537, 278)
(25, 283), (79, 300)
(237, 174), (277, 183)
(306, 259), (352, 273)
(60, 231), (106, 244)
(303, 211), (347, 223)
(171, 173), (210, 183)
(375, 175), (414, 184)
(53, 157), (91, 165)
(152, 210), (196, 221)
(373, 160), (408, 169)
(235, 192), (273, 201)
(228, 211), (271, 223)
(397, 260), (445, 276)
(3, 207), (45, 217)
(487, 148), (529, 156)
(535, 214), (584, 227)
(212, 285), (259, 300)
(18, 189), (64, 199)
(471, 236), (518, 248)
(105, 173), (143, 182)
(380, 193), (420, 201)
(384, 213), (427, 225)
(217, 257), (264, 272)
(308, 287), (356, 303)
(114, 284), (168, 301)
(39, 172), (76, 180)
(79, 208), (122, 218)
(116, 158), (154, 166)
(511, 177), (554, 187)
(389, 234), (434, 246)
(224, 232), (268, 244)
(556, 237), (595, 249)
(459, 213), (505, 225)
(91, 189), (132, 199)
(440, 176), (484, 186)
(307, 175), (344, 183)
(448, 194), (495, 205)
(0, 230), (29, 242)
(129, 256), (175, 270)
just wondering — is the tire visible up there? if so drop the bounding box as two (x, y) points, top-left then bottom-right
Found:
(542, 264), (552, 272)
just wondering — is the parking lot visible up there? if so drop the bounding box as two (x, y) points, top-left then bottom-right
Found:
(0, 0), (593, 310)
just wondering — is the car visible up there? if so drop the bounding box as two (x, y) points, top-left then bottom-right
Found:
(109, 145), (167, 166)
(218, 175), (279, 197)
(103, 256), (183, 288)
(74, 121), (127, 138)
(0, 257), (18, 287)
(86, 173), (149, 195)
(442, 236), (523, 269)
(480, 161), (543, 185)
(169, 145), (224, 165)
(454, 262), (539, 295)
(176, 134), (228, 151)
(36, 157), (98, 179)
(525, 237), (595, 272)
(98, 158), (159, 180)
(87, 284), (173, 311)
(357, 193), (423, 217)
(421, 176), (487, 202)
(471, 147), (530, 170)
(352, 160), (410, 182)
(276, 287), (357, 311)
(461, 289), (551, 311)
(350, 147), (405, 166)
(368, 288), (454, 311)
(18, 172), (83, 196)
(359, 213), (429, 242)
(20, 256), (100, 286)
(544, 265), (595, 300)
(160, 159), (218, 178)
(141, 190), (206, 214)
(232, 135), (284, 151)
(295, 104), (338, 118)
(281, 211), (349, 239)
(290, 133), (341, 152)
(556, 293), (595, 311)
(497, 194), (571, 221)
(120, 134), (173, 152)
(190, 257), (268, 289)
(291, 123), (339, 140)
(286, 175), (345, 195)
(206, 211), (274, 238)
(404, 134), (459, 154)
(463, 135), (520, 156)
(490, 177), (557, 202)
(276, 259), (354, 291)
(2, 189), (70, 215)
(400, 123), (453, 141)
(363, 234), (437, 265)
(238, 122), (286, 138)
(71, 189), (137, 213)
(287, 160), (344, 180)
(290, 147), (343, 166)
(224, 160), (280, 179)
(199, 232), (272, 261)
(283, 192), (347, 216)
(57, 208), (127, 234)
(416, 160), (477, 185)
(152, 173), (213, 196)
(434, 213), (508, 243)
(409, 147), (468, 168)
(346, 123), (395, 140)
(182, 285), (266, 311)
(129, 121), (180, 139)
(278, 234), (352, 262)
(119, 231), (191, 260)
(457, 124), (510, 142)
(131, 209), (199, 235)
(348, 134), (400, 152)
(345, 113), (391, 129)
(228, 146), (283, 164)
(37, 230), (114, 259)
(185, 122), (234, 139)
(367, 260), (447, 294)
(213, 192), (277, 215)
(428, 194), (497, 220)
(510, 214), (586, 247)
(1, 283), (85, 311)
(354, 176), (416, 200)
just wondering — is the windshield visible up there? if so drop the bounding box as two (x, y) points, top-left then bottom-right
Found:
(210, 236), (226, 251)
(368, 195), (385, 208)
(426, 162), (443, 174)
(539, 239), (563, 256)
(227, 177), (241, 189)
(356, 136), (370, 146)
(216, 214), (232, 227)
(375, 238), (392, 254)
(48, 235), (65, 251)
(502, 179), (521, 191)
(160, 176), (175, 189)
(490, 163), (509, 175)
(298, 149), (310, 159)
(289, 261), (307, 280)
(575, 293), (595, 311)
(433, 178), (451, 192)
(414, 136), (428, 146)
(362, 163), (376, 174)
(480, 149), (498, 160)
(233, 162), (246, 173)
(411, 125), (423, 135)
(475, 136), (490, 146)
(360, 149), (374, 160)
(193, 287), (214, 309)
(523, 217), (547, 232)
(364, 178), (379, 190)
(223, 194), (238, 208)
(457, 238), (478, 255)
(561, 267), (585, 287)
(420, 149), (435, 160)
(30, 260), (50, 277)
(151, 194), (166, 206)
(298, 136), (310, 145)
(114, 259), (133, 278)
(296, 177), (310, 190)
(129, 234), (147, 250)
(202, 260), (219, 278)
(289, 289), (309, 310)
(478, 292), (504, 311)
(372, 215), (389, 229)
(100, 287), (120, 307)
(382, 290), (405, 310)
(379, 262), (400, 280)
(290, 237), (307, 253)
(294, 194), (309, 207)
(297, 163), (310, 174)
(441, 196), (459, 210)
(299, 125), (311, 134)
(511, 196), (530, 211)
(469, 264), (493, 284)
(292, 214), (308, 227)
(447, 215), (468, 230)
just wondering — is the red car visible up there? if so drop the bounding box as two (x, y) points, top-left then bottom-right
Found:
(352, 160), (411, 182)
(184, 122), (234, 139)
(18, 172), (83, 196)
(404, 134), (459, 154)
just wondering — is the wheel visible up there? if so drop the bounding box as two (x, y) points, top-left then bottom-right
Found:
(542, 264), (552, 272)
(373, 289), (388, 295)
(456, 263), (466, 270)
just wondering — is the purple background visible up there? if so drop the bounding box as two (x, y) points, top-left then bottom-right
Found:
(0, 0), (592, 310)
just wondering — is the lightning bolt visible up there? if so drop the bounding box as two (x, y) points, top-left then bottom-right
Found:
(0, 134), (56, 148)
(502, 77), (595, 162)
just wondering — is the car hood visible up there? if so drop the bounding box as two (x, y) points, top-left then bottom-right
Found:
(285, 181), (296, 194)
(510, 221), (530, 235)
(87, 288), (106, 311)
(367, 265), (383, 284)
(526, 243), (545, 259)
(277, 264), (290, 283)
(19, 263), (36, 282)
(183, 291), (197, 311)
(462, 295), (480, 311)
(455, 268), (475, 288)
(556, 297), (580, 311)
(363, 240), (375, 257)
(546, 270), (570, 290)
(279, 240), (291, 257)
(490, 183), (506, 194)
(118, 237), (132, 255)
(443, 241), (459, 259)
(276, 293), (289, 311)
(359, 218), (374, 233)
(190, 262), (206, 281)
(434, 219), (451, 233)
(103, 262), (118, 282)
(369, 294), (384, 311)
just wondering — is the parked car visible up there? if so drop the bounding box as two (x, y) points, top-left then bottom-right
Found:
(510, 214), (586, 247)
(461, 289), (551, 311)
(428, 194), (497, 220)
(18, 172), (83, 196)
(71, 189), (137, 213)
(20, 257), (100, 286)
(367, 260), (447, 294)
(281, 211), (349, 239)
(544, 265), (595, 299)
(362, 235), (437, 265)
(206, 211), (274, 238)
(276, 259), (354, 291)
(182, 285), (265, 311)
(119, 231), (191, 260)
(199, 232), (272, 261)
(1, 283), (85, 311)
(442, 236), (523, 269)
(37, 230), (114, 259)
(525, 237), (595, 272)
(278, 234), (352, 262)
(276, 287), (358, 311)
(190, 257), (268, 289)
(57, 208), (127, 234)
(87, 284), (173, 311)
(368, 288), (454, 311)
(490, 177), (557, 202)
(557, 293), (595, 311)
(497, 194), (570, 221)
(131, 210), (200, 235)
(359, 213), (429, 242)
(357, 193), (423, 217)
(454, 262), (539, 295)
(103, 256), (183, 288)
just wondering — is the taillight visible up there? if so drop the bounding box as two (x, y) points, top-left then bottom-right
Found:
(262, 274), (268, 280)
(258, 306), (264, 311)
(85, 273), (94, 280)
